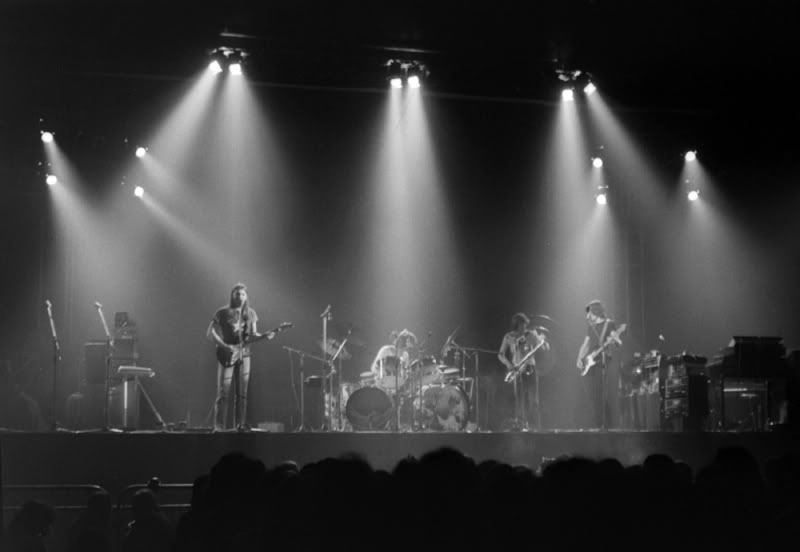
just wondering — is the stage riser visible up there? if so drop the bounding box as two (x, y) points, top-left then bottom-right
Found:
(2, 432), (799, 495)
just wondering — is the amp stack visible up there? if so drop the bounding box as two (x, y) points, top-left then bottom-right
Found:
(659, 354), (709, 431)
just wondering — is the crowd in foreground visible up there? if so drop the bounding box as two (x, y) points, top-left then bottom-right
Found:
(4, 445), (800, 552)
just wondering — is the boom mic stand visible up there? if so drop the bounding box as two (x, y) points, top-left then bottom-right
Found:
(320, 305), (333, 431)
(283, 346), (326, 431)
(94, 302), (118, 431)
(44, 300), (62, 431)
(456, 344), (499, 432)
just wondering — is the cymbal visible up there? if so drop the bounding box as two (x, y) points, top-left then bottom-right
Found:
(317, 338), (351, 360)
(531, 314), (555, 323)
(333, 322), (366, 347)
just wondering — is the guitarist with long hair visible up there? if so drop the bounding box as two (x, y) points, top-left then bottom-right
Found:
(498, 312), (549, 430)
(207, 283), (267, 431)
(576, 300), (623, 430)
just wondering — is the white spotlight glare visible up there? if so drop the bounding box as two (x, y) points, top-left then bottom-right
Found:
(135, 146), (147, 158)
(584, 82), (597, 96)
(407, 75), (421, 89)
(133, 186), (145, 199)
(45, 174), (58, 186)
(229, 62), (242, 76)
(209, 60), (223, 75)
(684, 150), (697, 162)
(687, 189), (700, 201)
(562, 88), (575, 102)
(596, 193), (607, 205)
(390, 77), (403, 89)
(592, 157), (604, 169)
(41, 131), (54, 144)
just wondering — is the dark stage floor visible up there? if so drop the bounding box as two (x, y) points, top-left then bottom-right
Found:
(3, 429), (800, 495)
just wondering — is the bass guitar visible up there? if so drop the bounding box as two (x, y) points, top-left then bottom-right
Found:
(216, 322), (294, 367)
(504, 339), (548, 383)
(578, 323), (626, 376)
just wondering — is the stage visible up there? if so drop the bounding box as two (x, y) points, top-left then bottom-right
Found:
(3, 429), (799, 495)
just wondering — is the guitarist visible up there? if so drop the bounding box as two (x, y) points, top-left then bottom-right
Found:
(498, 313), (549, 430)
(576, 300), (620, 430)
(207, 283), (267, 431)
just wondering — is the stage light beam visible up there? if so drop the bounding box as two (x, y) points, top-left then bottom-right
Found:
(229, 62), (242, 76)
(41, 131), (54, 143)
(596, 192), (607, 205)
(46, 174), (58, 186)
(592, 157), (604, 169)
(133, 186), (144, 198)
(562, 88), (575, 102)
(208, 60), (223, 75)
(685, 150), (697, 162)
(390, 77), (403, 89)
(688, 189), (700, 201)
(407, 75), (421, 89)
(584, 82), (597, 96)
(135, 147), (147, 158)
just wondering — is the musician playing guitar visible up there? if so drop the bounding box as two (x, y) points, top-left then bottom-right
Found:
(206, 283), (270, 431)
(498, 312), (549, 430)
(576, 300), (623, 430)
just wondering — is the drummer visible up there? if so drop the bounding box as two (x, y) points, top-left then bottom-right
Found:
(369, 329), (418, 386)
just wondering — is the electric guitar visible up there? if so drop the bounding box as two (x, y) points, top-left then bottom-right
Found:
(216, 322), (294, 367)
(504, 338), (548, 383)
(578, 323), (626, 376)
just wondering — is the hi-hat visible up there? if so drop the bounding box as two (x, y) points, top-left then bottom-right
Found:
(318, 338), (351, 360)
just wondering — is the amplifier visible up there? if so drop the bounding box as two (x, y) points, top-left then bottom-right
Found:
(659, 355), (709, 431)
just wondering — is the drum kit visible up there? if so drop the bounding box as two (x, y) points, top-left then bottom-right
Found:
(342, 354), (473, 432)
(285, 319), (475, 432)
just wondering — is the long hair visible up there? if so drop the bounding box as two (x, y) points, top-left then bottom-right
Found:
(228, 283), (248, 308)
(510, 312), (530, 332)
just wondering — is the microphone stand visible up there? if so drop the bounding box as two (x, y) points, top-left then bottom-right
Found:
(94, 302), (116, 431)
(320, 305), (333, 431)
(284, 346), (326, 431)
(328, 332), (350, 431)
(44, 300), (62, 431)
(456, 344), (499, 432)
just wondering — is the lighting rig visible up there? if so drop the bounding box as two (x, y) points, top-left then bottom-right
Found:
(386, 59), (429, 89)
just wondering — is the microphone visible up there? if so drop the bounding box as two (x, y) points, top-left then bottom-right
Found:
(94, 301), (102, 309)
(320, 304), (331, 318)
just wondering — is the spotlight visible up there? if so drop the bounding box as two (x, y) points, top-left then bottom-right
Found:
(687, 189), (700, 201)
(592, 157), (604, 169)
(134, 186), (145, 198)
(387, 60), (404, 88)
(596, 185), (608, 205)
(684, 150), (697, 162)
(208, 60), (223, 75)
(41, 131), (54, 144)
(562, 88), (575, 102)
(407, 75), (421, 89)
(46, 174), (58, 186)
(135, 146), (147, 158)
(229, 62), (242, 76)
(584, 82), (597, 96)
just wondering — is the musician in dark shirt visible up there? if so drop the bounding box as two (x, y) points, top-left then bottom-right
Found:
(206, 283), (264, 431)
(576, 300), (619, 430)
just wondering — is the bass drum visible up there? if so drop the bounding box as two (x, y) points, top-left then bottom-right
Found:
(345, 386), (394, 431)
(419, 385), (469, 431)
